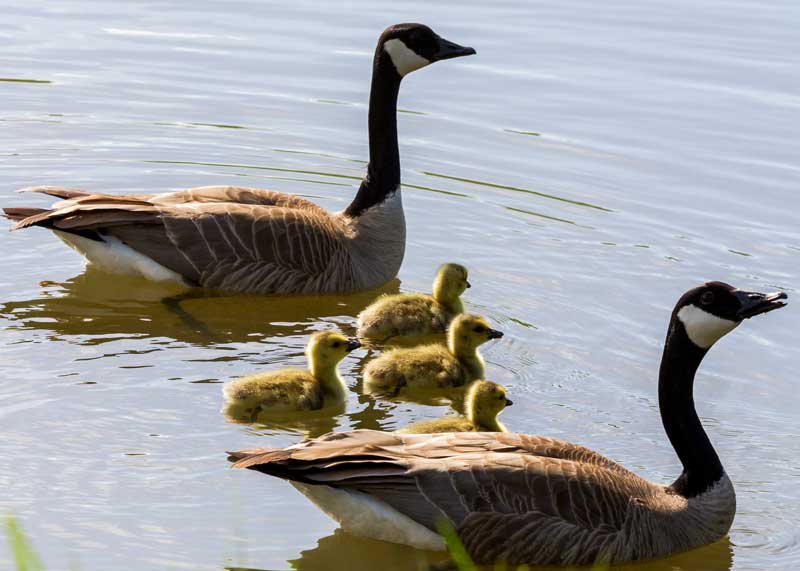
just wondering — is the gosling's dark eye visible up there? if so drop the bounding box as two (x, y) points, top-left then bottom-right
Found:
(332, 341), (341, 348)
(700, 291), (715, 305)
(497, 394), (504, 400)
(473, 326), (486, 334)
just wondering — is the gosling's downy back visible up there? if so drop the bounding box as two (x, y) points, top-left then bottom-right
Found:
(356, 263), (470, 341)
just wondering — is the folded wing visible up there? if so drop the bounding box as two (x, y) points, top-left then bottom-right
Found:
(6, 186), (353, 293)
(229, 430), (655, 565)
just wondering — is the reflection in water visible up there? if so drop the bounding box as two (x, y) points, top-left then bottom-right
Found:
(0, 268), (399, 345)
(421, 171), (613, 212)
(374, 386), (469, 413)
(230, 531), (732, 571)
(287, 529), (448, 571)
(222, 402), (345, 439)
(609, 538), (733, 571)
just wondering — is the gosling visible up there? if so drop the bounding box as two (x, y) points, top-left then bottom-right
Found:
(363, 314), (503, 395)
(222, 331), (360, 414)
(356, 263), (470, 341)
(398, 380), (513, 434)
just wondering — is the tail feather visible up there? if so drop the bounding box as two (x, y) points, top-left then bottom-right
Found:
(3, 207), (49, 222)
(17, 186), (91, 200)
(7, 209), (59, 231)
(227, 448), (277, 464)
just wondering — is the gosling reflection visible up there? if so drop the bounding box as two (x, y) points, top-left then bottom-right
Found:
(228, 406), (345, 439)
(0, 268), (399, 345)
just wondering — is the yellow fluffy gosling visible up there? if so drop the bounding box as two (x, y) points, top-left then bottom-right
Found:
(222, 331), (360, 414)
(398, 381), (513, 433)
(363, 314), (503, 395)
(356, 263), (470, 341)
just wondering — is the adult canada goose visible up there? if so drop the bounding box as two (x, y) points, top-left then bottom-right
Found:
(398, 380), (512, 434)
(357, 263), (469, 341)
(363, 314), (503, 395)
(221, 331), (360, 417)
(229, 282), (787, 565)
(3, 24), (475, 295)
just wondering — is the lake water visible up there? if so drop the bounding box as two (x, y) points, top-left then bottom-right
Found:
(1, 0), (798, 569)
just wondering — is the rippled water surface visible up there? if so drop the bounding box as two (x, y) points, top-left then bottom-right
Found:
(1, 0), (798, 569)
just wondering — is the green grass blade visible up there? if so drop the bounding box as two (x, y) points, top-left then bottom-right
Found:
(435, 519), (476, 571)
(5, 515), (45, 571)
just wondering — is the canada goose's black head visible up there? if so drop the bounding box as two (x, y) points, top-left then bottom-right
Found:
(673, 281), (787, 349)
(378, 23), (475, 78)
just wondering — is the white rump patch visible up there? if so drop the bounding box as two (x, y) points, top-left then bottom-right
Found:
(292, 482), (445, 551)
(53, 230), (187, 285)
(384, 39), (431, 76)
(677, 305), (739, 349)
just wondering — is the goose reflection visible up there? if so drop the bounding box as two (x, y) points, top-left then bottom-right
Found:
(225, 531), (732, 571)
(0, 268), (399, 345)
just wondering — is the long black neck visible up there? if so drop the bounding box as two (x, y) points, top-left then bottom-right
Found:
(344, 49), (402, 218)
(659, 317), (724, 498)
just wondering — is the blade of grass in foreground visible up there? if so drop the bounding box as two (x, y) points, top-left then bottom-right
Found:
(431, 518), (613, 571)
(5, 515), (45, 571)
(435, 519), (476, 571)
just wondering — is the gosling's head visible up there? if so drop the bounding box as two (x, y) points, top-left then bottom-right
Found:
(673, 281), (787, 349)
(433, 263), (470, 304)
(377, 23), (476, 78)
(466, 380), (512, 426)
(306, 331), (361, 368)
(448, 314), (503, 352)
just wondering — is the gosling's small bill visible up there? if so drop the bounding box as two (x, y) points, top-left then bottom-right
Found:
(357, 263), (470, 341)
(363, 314), (503, 395)
(398, 380), (512, 434)
(221, 331), (360, 419)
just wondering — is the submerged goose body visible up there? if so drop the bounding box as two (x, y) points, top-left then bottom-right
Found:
(229, 282), (787, 565)
(363, 314), (503, 394)
(222, 331), (360, 418)
(3, 25), (475, 295)
(398, 380), (512, 433)
(357, 263), (469, 340)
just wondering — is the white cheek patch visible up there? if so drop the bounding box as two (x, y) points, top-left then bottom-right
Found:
(384, 39), (430, 76)
(677, 305), (739, 349)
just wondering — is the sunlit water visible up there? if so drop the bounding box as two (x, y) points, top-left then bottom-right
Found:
(1, 0), (798, 569)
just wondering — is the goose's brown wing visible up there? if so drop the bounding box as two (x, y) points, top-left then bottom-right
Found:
(13, 185), (324, 210)
(229, 430), (655, 565)
(6, 186), (352, 293)
(120, 202), (351, 292)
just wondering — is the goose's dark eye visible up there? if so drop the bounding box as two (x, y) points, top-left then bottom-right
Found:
(473, 326), (486, 334)
(332, 341), (341, 348)
(700, 291), (715, 305)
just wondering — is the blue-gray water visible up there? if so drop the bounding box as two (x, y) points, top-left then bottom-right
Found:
(1, 0), (798, 569)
